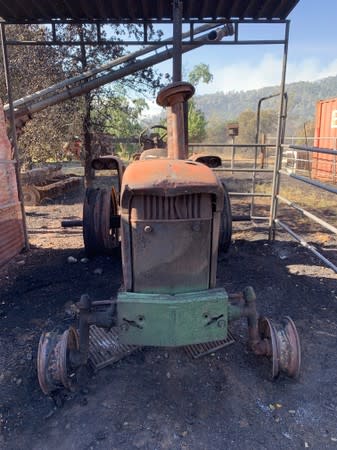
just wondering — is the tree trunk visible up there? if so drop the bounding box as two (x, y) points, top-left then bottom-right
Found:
(79, 26), (94, 188)
(83, 92), (94, 187)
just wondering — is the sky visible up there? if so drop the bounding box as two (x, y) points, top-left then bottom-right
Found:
(144, 0), (337, 116)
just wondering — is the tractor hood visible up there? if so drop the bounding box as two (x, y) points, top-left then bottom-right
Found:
(120, 159), (224, 211)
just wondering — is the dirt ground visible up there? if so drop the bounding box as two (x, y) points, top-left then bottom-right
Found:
(0, 175), (337, 450)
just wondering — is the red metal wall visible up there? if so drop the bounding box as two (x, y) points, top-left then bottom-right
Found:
(312, 97), (337, 182)
(0, 102), (24, 266)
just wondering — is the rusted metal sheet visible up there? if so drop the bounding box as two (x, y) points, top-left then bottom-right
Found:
(0, 143), (24, 266)
(0, 161), (18, 205)
(131, 218), (212, 293)
(0, 204), (24, 267)
(0, 0), (300, 21)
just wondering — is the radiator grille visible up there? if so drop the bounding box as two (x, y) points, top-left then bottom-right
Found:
(131, 193), (212, 221)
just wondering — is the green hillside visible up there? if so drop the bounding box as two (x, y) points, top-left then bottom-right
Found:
(194, 75), (337, 136)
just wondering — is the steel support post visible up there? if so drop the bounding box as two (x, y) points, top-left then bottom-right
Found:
(172, 0), (183, 83)
(269, 21), (290, 240)
(0, 23), (29, 250)
(172, 0), (189, 159)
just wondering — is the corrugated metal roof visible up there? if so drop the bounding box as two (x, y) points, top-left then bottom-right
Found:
(0, 0), (299, 22)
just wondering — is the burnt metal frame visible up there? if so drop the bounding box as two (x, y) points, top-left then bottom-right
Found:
(276, 143), (337, 273)
(0, 6), (290, 251)
(2, 19), (288, 46)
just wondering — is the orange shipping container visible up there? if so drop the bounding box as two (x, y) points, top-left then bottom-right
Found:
(312, 97), (337, 183)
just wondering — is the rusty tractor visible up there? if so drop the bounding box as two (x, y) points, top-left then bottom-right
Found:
(37, 81), (301, 395)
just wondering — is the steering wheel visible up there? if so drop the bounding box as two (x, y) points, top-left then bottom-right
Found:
(139, 125), (167, 150)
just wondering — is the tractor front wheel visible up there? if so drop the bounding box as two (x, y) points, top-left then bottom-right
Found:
(259, 316), (301, 379)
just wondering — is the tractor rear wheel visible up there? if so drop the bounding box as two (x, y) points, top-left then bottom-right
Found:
(219, 181), (232, 253)
(83, 187), (119, 256)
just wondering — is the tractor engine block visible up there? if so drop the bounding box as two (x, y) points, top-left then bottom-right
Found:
(120, 159), (224, 294)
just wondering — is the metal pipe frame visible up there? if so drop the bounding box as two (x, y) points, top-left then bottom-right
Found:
(251, 92), (288, 218)
(2, 19), (290, 25)
(1, 12), (290, 262)
(273, 144), (337, 273)
(3, 19), (289, 47)
(229, 192), (271, 197)
(4, 39), (287, 47)
(287, 144), (337, 156)
(279, 170), (337, 195)
(269, 21), (290, 240)
(215, 168), (273, 173)
(172, 0), (183, 83)
(189, 143), (273, 148)
(5, 22), (218, 117)
(277, 194), (337, 235)
(275, 219), (337, 274)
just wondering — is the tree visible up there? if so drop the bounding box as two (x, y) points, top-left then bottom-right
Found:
(236, 109), (278, 144)
(1, 24), (164, 176)
(206, 114), (229, 144)
(92, 96), (148, 159)
(0, 25), (81, 168)
(293, 121), (315, 145)
(55, 23), (163, 185)
(188, 63), (213, 86)
(188, 101), (207, 143)
(187, 64), (213, 142)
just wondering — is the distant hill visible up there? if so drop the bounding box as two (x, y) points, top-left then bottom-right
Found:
(194, 75), (337, 135)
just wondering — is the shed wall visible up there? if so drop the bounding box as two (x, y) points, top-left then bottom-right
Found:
(312, 98), (337, 183)
(0, 102), (24, 266)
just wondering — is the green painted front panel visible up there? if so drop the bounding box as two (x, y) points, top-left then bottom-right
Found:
(117, 289), (228, 346)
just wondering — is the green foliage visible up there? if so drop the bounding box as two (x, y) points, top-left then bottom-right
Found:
(0, 25), (81, 166)
(92, 96), (147, 159)
(195, 75), (337, 138)
(186, 64), (213, 142)
(188, 101), (207, 143)
(205, 115), (229, 143)
(188, 63), (213, 86)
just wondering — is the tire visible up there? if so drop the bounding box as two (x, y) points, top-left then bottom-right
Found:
(22, 185), (40, 206)
(83, 187), (119, 256)
(219, 181), (232, 253)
